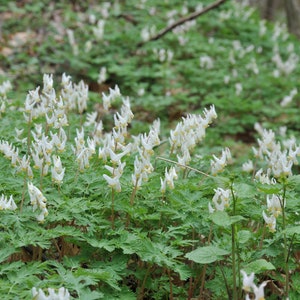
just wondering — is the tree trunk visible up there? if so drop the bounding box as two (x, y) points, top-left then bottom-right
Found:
(285, 0), (300, 38)
(263, 0), (277, 20)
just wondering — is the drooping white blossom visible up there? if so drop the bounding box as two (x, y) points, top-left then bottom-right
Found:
(0, 194), (17, 210)
(32, 287), (70, 300)
(28, 182), (48, 222)
(241, 270), (255, 293)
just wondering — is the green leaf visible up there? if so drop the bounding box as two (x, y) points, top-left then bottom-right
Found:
(286, 175), (300, 189)
(256, 183), (281, 194)
(0, 245), (17, 263)
(210, 211), (244, 227)
(234, 183), (256, 199)
(84, 237), (116, 252)
(185, 246), (230, 264)
(243, 259), (275, 274)
(284, 226), (300, 236)
(173, 263), (192, 281)
(237, 230), (252, 244)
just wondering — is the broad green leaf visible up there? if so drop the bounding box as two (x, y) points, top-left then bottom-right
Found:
(185, 246), (230, 264)
(234, 183), (256, 199)
(256, 183), (281, 194)
(243, 259), (275, 274)
(211, 211), (244, 227)
(284, 226), (300, 236)
(237, 230), (252, 244)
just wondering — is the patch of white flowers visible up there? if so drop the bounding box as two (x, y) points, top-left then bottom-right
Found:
(241, 270), (268, 300)
(0, 194), (17, 210)
(32, 287), (70, 300)
(244, 122), (300, 232)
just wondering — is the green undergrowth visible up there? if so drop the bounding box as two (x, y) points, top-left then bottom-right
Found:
(0, 1), (300, 299)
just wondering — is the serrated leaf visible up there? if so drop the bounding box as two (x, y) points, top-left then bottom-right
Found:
(211, 211), (244, 227)
(286, 175), (300, 188)
(0, 246), (16, 264)
(84, 237), (116, 252)
(173, 263), (192, 280)
(243, 259), (275, 274)
(185, 246), (230, 264)
(74, 268), (121, 290)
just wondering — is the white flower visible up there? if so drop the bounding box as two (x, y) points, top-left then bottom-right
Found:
(97, 67), (107, 84)
(267, 194), (282, 217)
(103, 173), (121, 192)
(208, 202), (215, 214)
(160, 167), (178, 193)
(51, 155), (65, 185)
(0, 194), (17, 210)
(263, 211), (276, 232)
(212, 188), (231, 211)
(242, 160), (254, 172)
(241, 270), (255, 292)
(211, 148), (231, 175)
(235, 83), (243, 96)
(93, 19), (105, 40)
(200, 55), (214, 69)
(28, 182), (48, 222)
(253, 281), (267, 300)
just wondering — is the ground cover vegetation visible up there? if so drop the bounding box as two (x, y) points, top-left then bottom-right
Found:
(0, 0), (300, 299)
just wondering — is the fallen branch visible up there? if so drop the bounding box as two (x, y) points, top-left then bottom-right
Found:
(138, 0), (227, 47)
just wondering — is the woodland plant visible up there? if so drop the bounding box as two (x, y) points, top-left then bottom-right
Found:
(0, 73), (299, 300)
(1, 1), (300, 300)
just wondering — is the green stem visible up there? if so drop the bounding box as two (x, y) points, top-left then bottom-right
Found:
(26, 117), (32, 156)
(281, 184), (289, 298)
(199, 225), (213, 299)
(111, 188), (115, 230)
(167, 268), (174, 300)
(20, 176), (27, 214)
(126, 179), (139, 227)
(230, 182), (238, 300)
(218, 262), (231, 300)
(231, 223), (237, 300)
(138, 264), (152, 300)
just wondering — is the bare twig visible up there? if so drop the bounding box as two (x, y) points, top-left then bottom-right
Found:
(156, 156), (212, 178)
(138, 0), (227, 47)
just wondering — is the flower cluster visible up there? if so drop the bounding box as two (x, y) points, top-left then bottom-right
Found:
(153, 48), (174, 62)
(51, 155), (65, 185)
(0, 194), (17, 210)
(132, 120), (160, 189)
(73, 128), (95, 172)
(160, 167), (178, 194)
(272, 44), (299, 76)
(241, 270), (267, 300)
(245, 123), (300, 232)
(99, 95), (134, 192)
(211, 147), (232, 176)
(102, 85), (121, 111)
(32, 287), (70, 300)
(28, 182), (48, 222)
(0, 80), (12, 115)
(208, 187), (231, 213)
(170, 105), (217, 168)
(252, 124), (300, 181)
